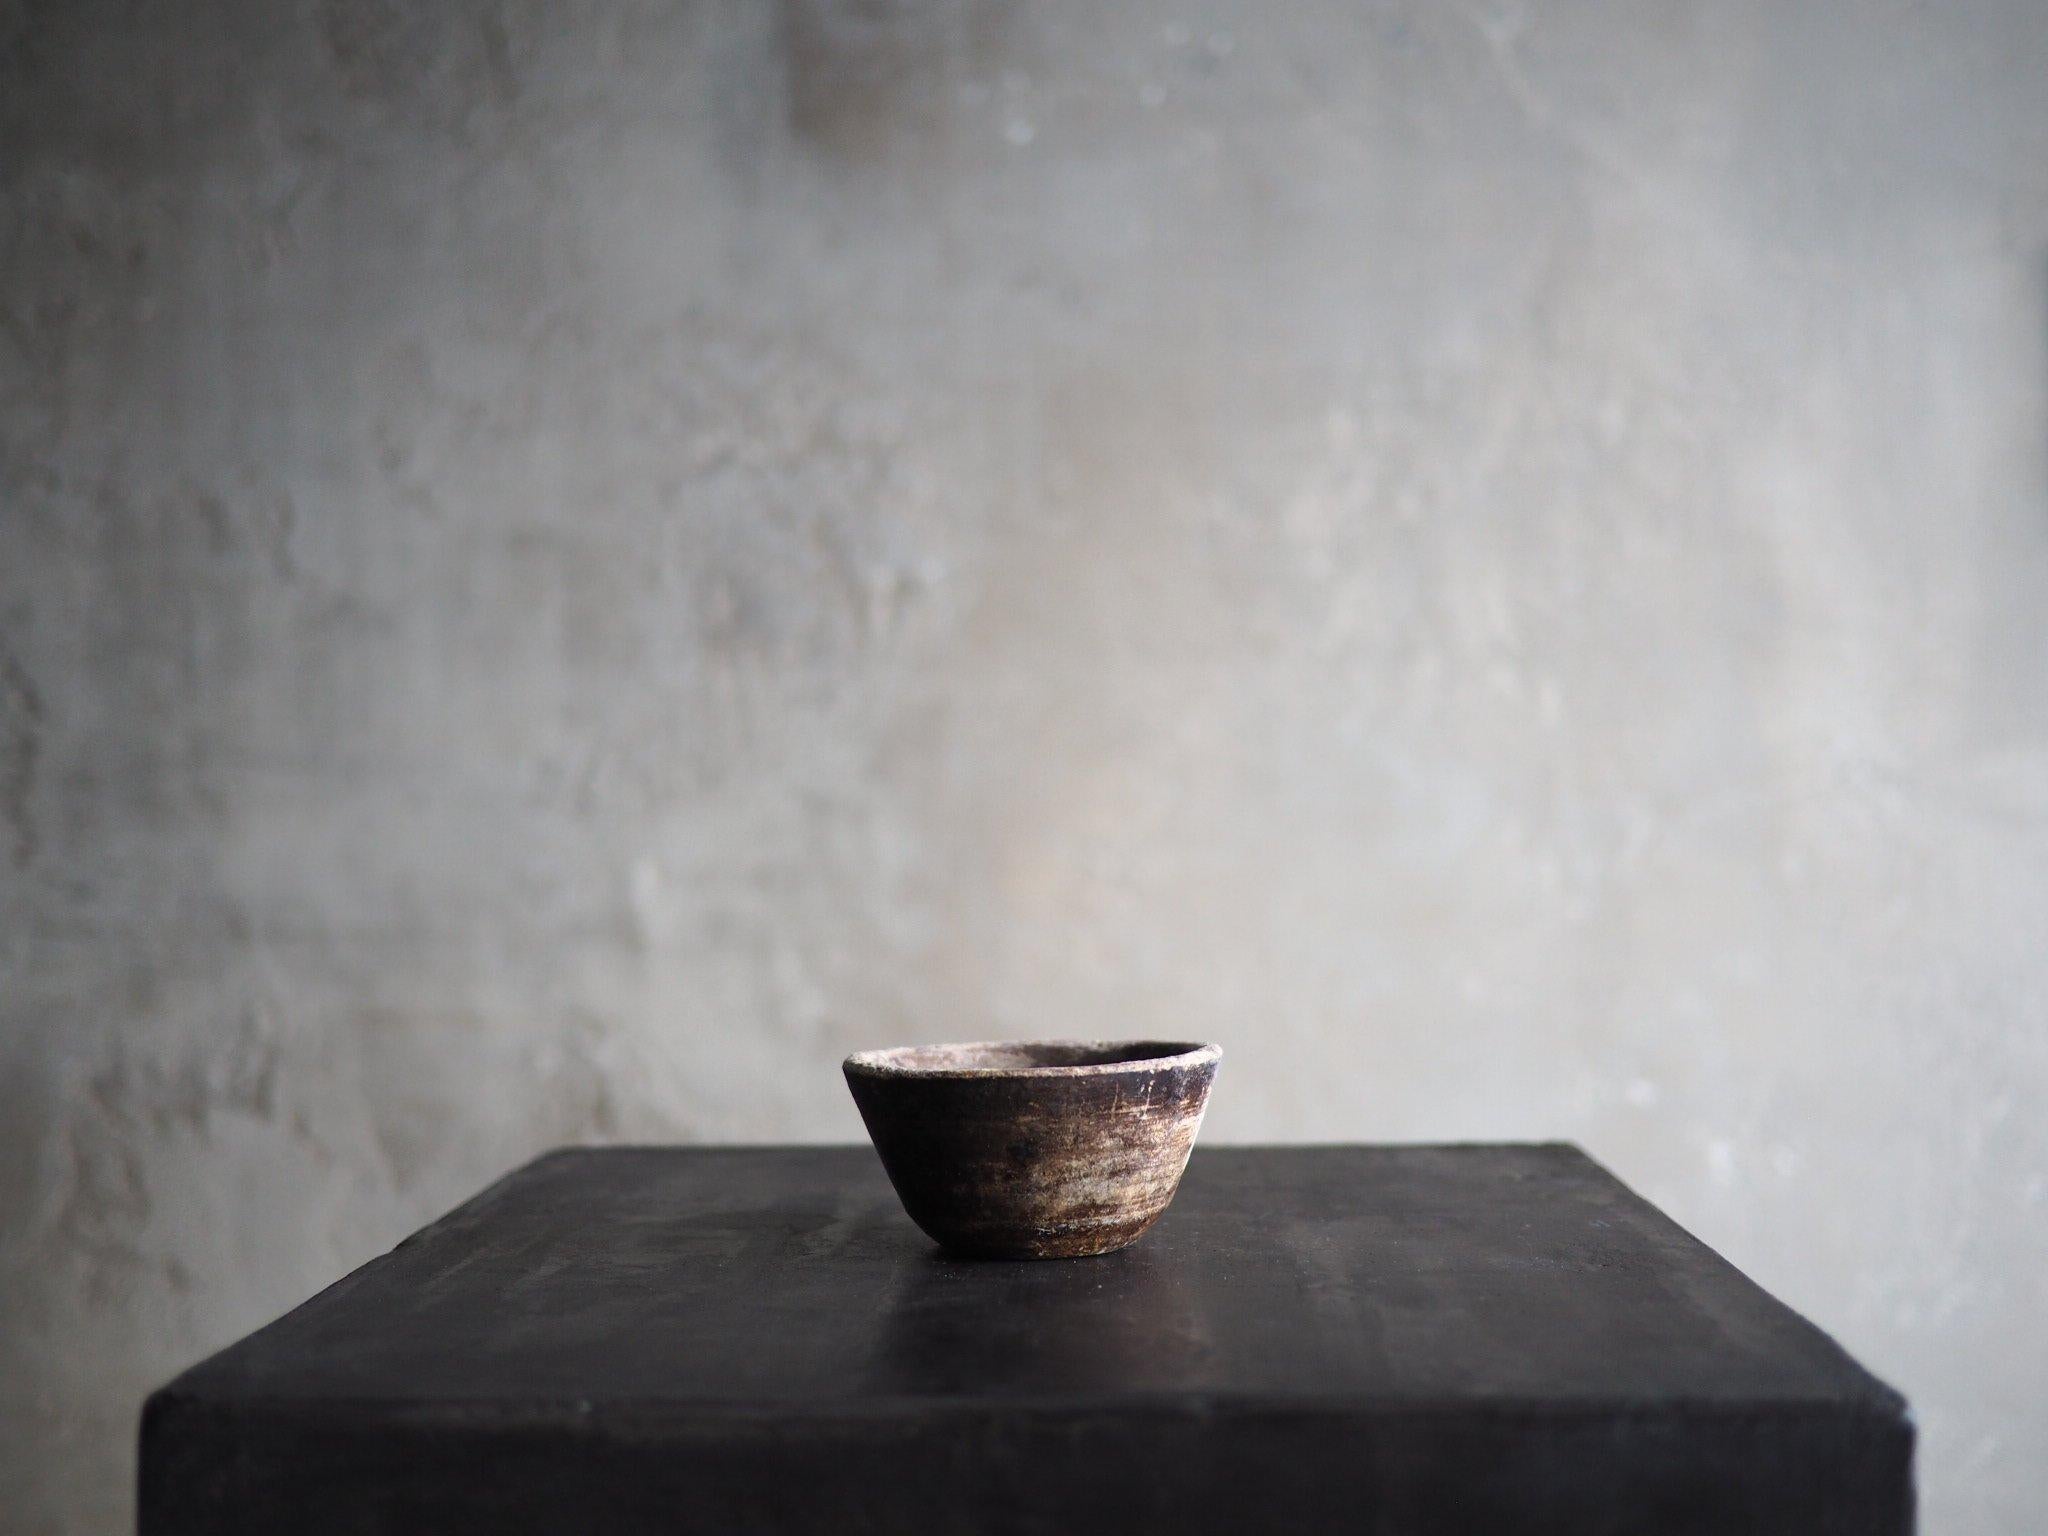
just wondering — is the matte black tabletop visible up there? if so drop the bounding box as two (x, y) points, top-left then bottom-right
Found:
(141, 1144), (1912, 1534)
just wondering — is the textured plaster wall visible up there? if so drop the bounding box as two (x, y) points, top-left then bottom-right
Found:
(4, 0), (2047, 1530)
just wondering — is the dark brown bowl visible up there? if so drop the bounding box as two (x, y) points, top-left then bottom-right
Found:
(843, 1040), (1222, 1259)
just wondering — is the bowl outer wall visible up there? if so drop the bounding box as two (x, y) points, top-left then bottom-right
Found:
(843, 1049), (1219, 1259)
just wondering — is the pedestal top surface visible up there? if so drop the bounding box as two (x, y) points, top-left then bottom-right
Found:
(161, 1143), (1899, 1414)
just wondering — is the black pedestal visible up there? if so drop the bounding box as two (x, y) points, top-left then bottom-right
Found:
(141, 1144), (1911, 1533)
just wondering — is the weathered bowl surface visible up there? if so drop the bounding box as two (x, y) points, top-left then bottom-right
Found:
(843, 1040), (1222, 1259)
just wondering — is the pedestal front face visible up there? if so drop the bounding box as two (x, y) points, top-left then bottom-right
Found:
(140, 1145), (1913, 1535)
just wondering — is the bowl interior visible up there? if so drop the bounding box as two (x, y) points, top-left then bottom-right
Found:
(846, 1039), (1218, 1077)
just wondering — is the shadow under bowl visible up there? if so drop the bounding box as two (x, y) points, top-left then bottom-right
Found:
(843, 1040), (1222, 1259)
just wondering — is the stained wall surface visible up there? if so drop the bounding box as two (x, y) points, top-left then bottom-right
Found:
(4, 2), (2046, 1531)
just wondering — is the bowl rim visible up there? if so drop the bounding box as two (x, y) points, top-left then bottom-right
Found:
(843, 1039), (1222, 1080)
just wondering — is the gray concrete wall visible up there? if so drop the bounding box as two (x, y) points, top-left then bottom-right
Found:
(4, 1), (2045, 1530)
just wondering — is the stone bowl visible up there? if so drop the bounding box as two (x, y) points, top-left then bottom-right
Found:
(843, 1040), (1222, 1259)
